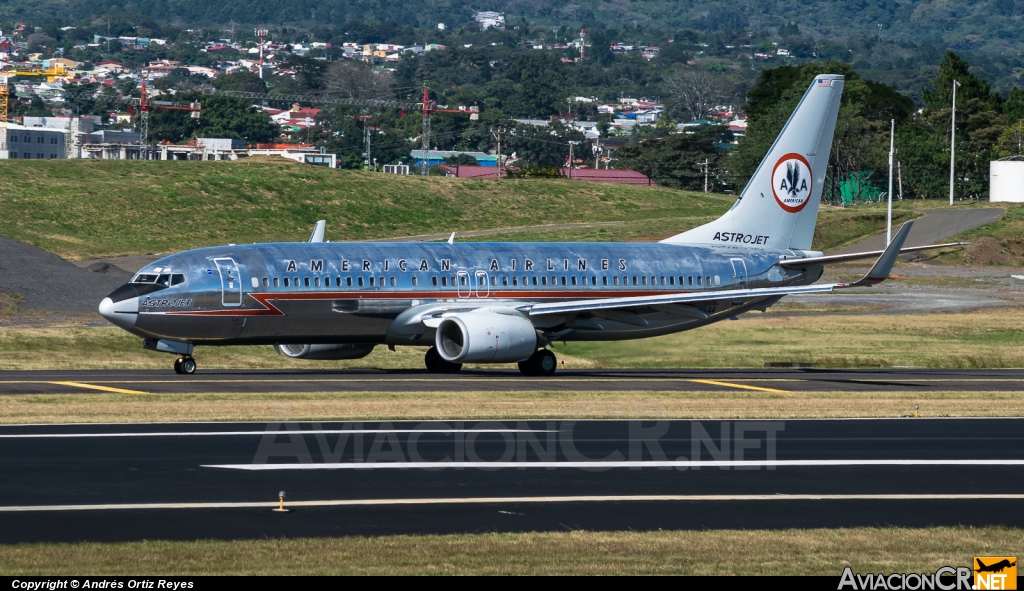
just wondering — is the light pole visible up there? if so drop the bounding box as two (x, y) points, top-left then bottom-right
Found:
(887, 119), (894, 244)
(949, 79), (960, 205)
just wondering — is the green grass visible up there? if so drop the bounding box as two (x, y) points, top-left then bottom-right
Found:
(0, 158), (732, 259)
(0, 528), (1017, 575)
(0, 158), (994, 259)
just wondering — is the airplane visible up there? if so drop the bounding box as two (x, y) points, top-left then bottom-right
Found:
(99, 74), (962, 375)
(976, 559), (1016, 573)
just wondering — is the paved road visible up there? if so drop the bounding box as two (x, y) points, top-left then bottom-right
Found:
(2, 368), (1023, 395)
(831, 208), (1004, 255)
(0, 419), (1021, 542)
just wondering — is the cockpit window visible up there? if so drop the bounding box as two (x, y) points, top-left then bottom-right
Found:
(171, 274), (186, 286)
(156, 274), (171, 287)
(132, 274), (159, 284)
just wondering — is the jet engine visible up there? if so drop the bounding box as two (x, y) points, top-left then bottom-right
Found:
(279, 344), (376, 360)
(435, 311), (538, 363)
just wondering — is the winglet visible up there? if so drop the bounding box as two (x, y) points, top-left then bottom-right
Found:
(308, 220), (326, 243)
(837, 221), (913, 288)
(447, 232), (455, 245)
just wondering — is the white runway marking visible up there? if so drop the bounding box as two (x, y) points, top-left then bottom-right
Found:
(204, 459), (1024, 470)
(2, 493), (1023, 513)
(0, 428), (554, 439)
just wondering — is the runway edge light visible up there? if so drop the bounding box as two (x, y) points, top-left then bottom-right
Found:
(273, 490), (290, 513)
(914, 404), (920, 418)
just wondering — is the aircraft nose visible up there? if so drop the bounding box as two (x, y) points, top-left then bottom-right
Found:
(99, 296), (138, 330)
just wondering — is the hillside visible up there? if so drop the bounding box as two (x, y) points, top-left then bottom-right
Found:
(0, 158), (732, 259)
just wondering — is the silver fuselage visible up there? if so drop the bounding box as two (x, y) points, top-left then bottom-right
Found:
(99, 241), (822, 346)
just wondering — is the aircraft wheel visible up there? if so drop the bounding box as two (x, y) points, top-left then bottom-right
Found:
(180, 357), (197, 375)
(517, 360), (535, 376)
(531, 349), (557, 377)
(424, 347), (462, 374)
(173, 358), (183, 374)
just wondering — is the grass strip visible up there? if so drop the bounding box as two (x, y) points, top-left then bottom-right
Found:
(1, 390), (1022, 424)
(0, 527), (1018, 575)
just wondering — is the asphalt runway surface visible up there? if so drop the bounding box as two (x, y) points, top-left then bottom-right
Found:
(1, 368), (1023, 396)
(832, 208), (1004, 255)
(1, 418), (1022, 542)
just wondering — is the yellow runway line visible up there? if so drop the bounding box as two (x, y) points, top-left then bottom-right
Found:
(689, 379), (789, 393)
(48, 381), (149, 395)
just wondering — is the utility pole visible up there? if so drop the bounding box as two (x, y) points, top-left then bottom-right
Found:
(949, 79), (960, 205)
(887, 119), (894, 244)
(421, 84), (430, 176)
(594, 138), (600, 169)
(360, 114), (372, 171)
(898, 161), (904, 201)
(255, 29), (268, 79)
(490, 125), (504, 179)
(701, 158), (710, 193)
(579, 29), (585, 60)
(568, 140), (580, 179)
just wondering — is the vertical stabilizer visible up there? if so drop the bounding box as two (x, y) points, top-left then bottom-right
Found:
(661, 75), (844, 250)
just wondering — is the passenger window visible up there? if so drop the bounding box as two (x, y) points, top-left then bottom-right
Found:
(491, 276), (498, 286)
(706, 275), (711, 286)
(531, 277), (538, 286)
(172, 274), (186, 286)
(651, 276), (656, 285)
(314, 277), (320, 287)
(293, 277), (299, 287)
(262, 277), (269, 287)
(250, 277), (259, 288)
(390, 277), (396, 287)
(304, 277), (311, 288)
(660, 276), (666, 285)
(669, 276), (675, 286)
(379, 276), (385, 287)
(603, 276), (608, 286)
(613, 276), (619, 286)
(412, 276), (418, 286)
(369, 277), (375, 287)
(441, 276), (447, 287)
(512, 276), (518, 286)
(571, 276), (577, 286)
(346, 277), (352, 287)
(542, 277), (547, 286)
(335, 276), (341, 286)
(714, 275), (721, 286)
(688, 276), (694, 286)
(324, 277), (330, 287)
(274, 277), (280, 287)
(696, 276), (702, 286)
(358, 277), (364, 287)
(460, 276), (467, 286)
(502, 276), (508, 286)
(283, 277), (290, 287)
(432, 277), (438, 286)
(641, 276), (647, 286)
(561, 276), (567, 286)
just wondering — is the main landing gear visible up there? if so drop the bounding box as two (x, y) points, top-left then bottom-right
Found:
(518, 349), (557, 377)
(424, 346), (463, 374)
(173, 356), (197, 375)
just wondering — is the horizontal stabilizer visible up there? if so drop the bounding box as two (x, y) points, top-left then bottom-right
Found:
(780, 241), (967, 268)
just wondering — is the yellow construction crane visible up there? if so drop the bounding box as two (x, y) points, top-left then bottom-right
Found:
(0, 64), (67, 122)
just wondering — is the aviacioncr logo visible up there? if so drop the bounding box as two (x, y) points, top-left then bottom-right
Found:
(771, 153), (813, 213)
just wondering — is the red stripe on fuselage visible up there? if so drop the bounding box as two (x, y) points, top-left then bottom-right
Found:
(160, 289), (695, 316)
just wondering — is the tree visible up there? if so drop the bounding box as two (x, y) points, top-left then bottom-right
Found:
(323, 60), (393, 100)
(664, 69), (726, 122)
(922, 51), (1002, 112)
(995, 121), (1024, 158)
(615, 126), (726, 191)
(506, 121), (584, 167)
(213, 71), (267, 94)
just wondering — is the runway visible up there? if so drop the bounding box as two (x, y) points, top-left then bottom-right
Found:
(1, 418), (1022, 542)
(0, 368), (1022, 395)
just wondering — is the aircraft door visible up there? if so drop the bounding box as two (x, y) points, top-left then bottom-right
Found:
(214, 257), (243, 307)
(475, 271), (490, 298)
(456, 270), (471, 298)
(729, 258), (748, 289)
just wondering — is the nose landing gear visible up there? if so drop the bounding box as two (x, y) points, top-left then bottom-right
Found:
(174, 357), (197, 375)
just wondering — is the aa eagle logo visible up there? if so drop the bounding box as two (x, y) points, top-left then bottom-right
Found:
(771, 153), (813, 213)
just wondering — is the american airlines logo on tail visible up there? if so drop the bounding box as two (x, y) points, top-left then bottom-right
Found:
(771, 153), (813, 213)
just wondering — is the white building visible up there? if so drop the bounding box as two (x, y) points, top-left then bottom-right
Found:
(474, 11), (505, 29)
(990, 159), (1024, 202)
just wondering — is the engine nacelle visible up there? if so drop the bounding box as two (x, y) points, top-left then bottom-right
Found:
(279, 344), (375, 360)
(435, 310), (538, 363)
